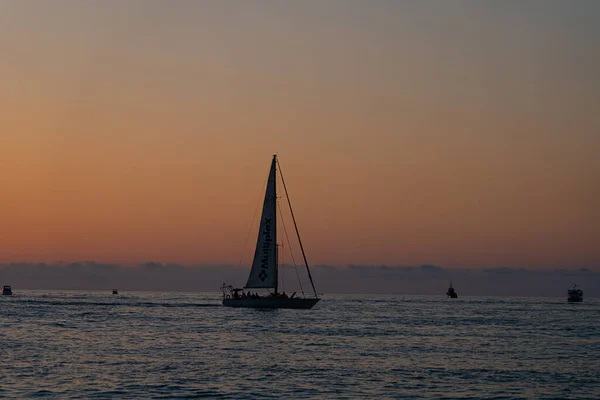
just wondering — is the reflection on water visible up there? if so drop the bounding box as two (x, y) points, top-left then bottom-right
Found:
(1, 292), (599, 398)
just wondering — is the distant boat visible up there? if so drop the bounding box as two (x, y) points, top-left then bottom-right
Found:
(112, 289), (118, 295)
(221, 155), (320, 309)
(2, 285), (12, 295)
(446, 282), (458, 298)
(567, 284), (583, 302)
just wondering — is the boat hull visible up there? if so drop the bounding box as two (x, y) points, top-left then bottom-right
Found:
(223, 297), (320, 309)
(568, 289), (583, 302)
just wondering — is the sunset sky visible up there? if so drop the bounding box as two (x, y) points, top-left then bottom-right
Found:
(1, 1), (599, 269)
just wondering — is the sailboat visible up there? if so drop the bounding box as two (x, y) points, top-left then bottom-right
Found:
(446, 282), (458, 298)
(567, 284), (583, 302)
(221, 155), (320, 309)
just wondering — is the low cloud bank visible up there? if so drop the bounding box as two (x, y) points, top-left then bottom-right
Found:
(0, 262), (598, 297)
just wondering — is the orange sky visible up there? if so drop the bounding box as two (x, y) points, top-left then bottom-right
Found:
(1, 1), (599, 268)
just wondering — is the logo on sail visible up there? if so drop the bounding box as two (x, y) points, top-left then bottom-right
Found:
(259, 217), (272, 281)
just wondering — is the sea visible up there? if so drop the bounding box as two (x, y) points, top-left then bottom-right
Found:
(1, 292), (599, 399)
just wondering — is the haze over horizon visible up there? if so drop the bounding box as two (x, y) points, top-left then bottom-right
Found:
(1, 261), (599, 297)
(1, 1), (599, 270)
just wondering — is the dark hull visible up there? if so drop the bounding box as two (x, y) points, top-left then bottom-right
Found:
(568, 289), (583, 302)
(223, 297), (320, 309)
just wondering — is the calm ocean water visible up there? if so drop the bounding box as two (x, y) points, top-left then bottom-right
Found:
(1, 291), (599, 399)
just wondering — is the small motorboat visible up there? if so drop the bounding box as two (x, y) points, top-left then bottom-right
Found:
(567, 284), (583, 302)
(446, 282), (458, 298)
(112, 289), (118, 295)
(2, 285), (13, 295)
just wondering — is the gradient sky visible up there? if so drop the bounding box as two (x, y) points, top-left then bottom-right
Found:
(1, 1), (599, 269)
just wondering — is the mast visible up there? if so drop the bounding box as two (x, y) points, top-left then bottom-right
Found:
(277, 158), (319, 298)
(273, 154), (278, 294)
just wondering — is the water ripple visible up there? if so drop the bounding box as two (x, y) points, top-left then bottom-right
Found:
(2, 292), (599, 398)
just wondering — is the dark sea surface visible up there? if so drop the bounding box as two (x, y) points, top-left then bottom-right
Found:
(1, 291), (599, 399)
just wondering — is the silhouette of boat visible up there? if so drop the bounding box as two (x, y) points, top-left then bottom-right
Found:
(2, 285), (12, 295)
(567, 284), (583, 302)
(446, 282), (458, 298)
(112, 289), (118, 295)
(221, 155), (320, 309)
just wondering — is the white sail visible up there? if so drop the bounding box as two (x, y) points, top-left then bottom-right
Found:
(245, 156), (278, 289)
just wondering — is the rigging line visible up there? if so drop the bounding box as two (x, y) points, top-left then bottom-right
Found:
(276, 188), (283, 294)
(276, 185), (283, 294)
(276, 158), (318, 298)
(278, 208), (283, 293)
(277, 199), (305, 298)
(279, 242), (283, 293)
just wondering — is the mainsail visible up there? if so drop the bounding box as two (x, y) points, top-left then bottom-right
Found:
(245, 156), (278, 290)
